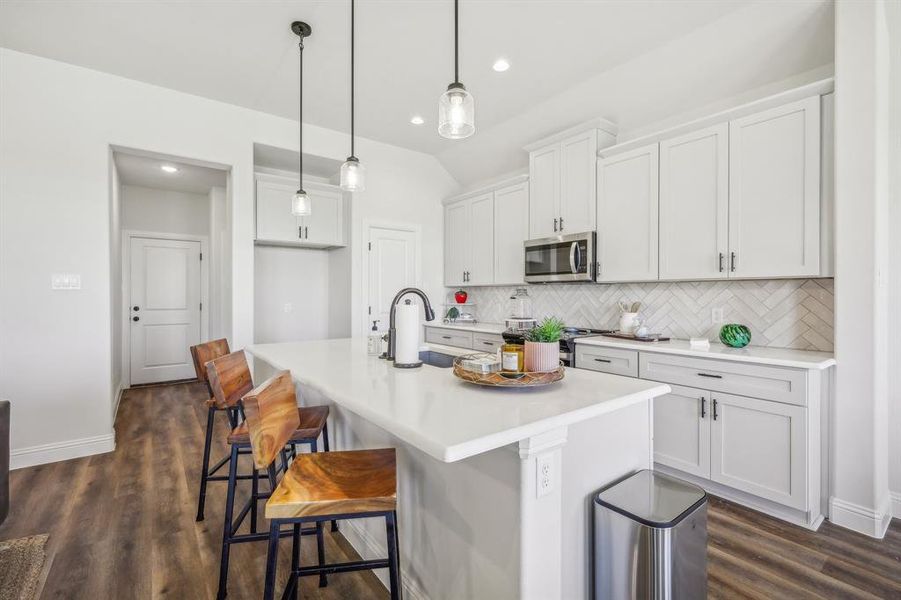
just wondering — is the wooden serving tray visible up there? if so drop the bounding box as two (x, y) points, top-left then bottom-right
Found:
(452, 355), (565, 387)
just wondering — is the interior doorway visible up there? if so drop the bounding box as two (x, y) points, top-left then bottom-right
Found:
(365, 222), (421, 333)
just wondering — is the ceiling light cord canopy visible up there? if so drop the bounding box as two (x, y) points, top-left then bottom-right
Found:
(438, 0), (474, 140)
(292, 21), (313, 217)
(340, 0), (365, 191)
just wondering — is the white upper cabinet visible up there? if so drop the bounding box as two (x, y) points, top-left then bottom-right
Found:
(596, 143), (659, 282)
(528, 146), (560, 239)
(659, 124), (729, 280)
(255, 175), (346, 248)
(493, 181), (529, 285)
(467, 193), (495, 285)
(444, 200), (470, 287)
(559, 131), (598, 234)
(728, 97), (820, 278)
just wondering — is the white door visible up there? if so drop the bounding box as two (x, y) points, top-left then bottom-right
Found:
(653, 384), (711, 478)
(368, 226), (418, 331)
(256, 179), (301, 243)
(559, 131), (597, 234)
(444, 201), (469, 286)
(467, 193), (494, 285)
(659, 124), (729, 280)
(728, 96), (820, 277)
(710, 392), (807, 510)
(129, 237), (202, 384)
(304, 186), (343, 245)
(528, 145), (560, 239)
(596, 144), (659, 282)
(493, 182), (529, 285)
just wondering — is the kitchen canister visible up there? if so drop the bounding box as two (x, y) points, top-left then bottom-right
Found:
(719, 323), (752, 348)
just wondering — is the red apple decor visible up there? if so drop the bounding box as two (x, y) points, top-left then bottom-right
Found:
(454, 289), (468, 304)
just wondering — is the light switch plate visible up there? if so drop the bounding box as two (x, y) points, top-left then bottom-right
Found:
(51, 273), (81, 290)
(711, 307), (724, 325)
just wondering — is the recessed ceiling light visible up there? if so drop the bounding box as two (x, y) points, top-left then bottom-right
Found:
(492, 58), (510, 72)
(160, 165), (179, 173)
(410, 115), (425, 125)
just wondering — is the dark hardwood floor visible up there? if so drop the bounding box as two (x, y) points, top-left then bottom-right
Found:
(1, 380), (899, 599)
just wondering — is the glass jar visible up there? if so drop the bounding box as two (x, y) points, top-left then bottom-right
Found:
(509, 287), (532, 319)
(501, 343), (525, 373)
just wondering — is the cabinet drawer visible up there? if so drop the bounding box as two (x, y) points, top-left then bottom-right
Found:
(472, 333), (504, 352)
(575, 345), (639, 377)
(425, 328), (473, 349)
(639, 352), (807, 406)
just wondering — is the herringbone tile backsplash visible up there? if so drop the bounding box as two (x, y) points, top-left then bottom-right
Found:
(452, 279), (834, 352)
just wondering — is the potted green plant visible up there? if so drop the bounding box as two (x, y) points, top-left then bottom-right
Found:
(524, 317), (565, 372)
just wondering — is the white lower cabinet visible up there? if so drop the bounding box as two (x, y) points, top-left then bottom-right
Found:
(653, 384), (711, 479)
(710, 392), (807, 510)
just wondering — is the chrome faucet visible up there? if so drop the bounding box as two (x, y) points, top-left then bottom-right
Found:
(383, 287), (436, 363)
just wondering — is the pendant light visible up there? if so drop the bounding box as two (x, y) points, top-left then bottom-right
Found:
(291, 21), (313, 217)
(340, 0), (365, 191)
(438, 0), (474, 139)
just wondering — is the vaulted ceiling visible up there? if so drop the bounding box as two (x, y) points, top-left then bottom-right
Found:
(0, 0), (833, 185)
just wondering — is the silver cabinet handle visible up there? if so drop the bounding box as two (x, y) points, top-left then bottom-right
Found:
(718, 253), (724, 272)
(553, 218), (558, 232)
(559, 217), (564, 231)
(730, 252), (736, 272)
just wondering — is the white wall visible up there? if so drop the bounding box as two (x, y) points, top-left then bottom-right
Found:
(121, 184), (210, 236)
(830, 0), (893, 536)
(108, 152), (123, 419)
(0, 48), (458, 467)
(208, 185), (229, 340)
(253, 245), (331, 343)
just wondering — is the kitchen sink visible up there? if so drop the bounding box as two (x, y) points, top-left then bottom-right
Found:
(419, 350), (456, 368)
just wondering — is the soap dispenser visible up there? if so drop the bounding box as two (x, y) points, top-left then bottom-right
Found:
(368, 320), (382, 356)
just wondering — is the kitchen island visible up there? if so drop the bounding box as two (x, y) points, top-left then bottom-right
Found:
(247, 338), (670, 600)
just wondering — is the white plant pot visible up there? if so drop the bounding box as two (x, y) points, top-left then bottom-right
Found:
(524, 341), (559, 373)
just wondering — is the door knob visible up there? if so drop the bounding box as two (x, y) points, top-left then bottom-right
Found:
(132, 316), (140, 322)
(133, 306), (140, 311)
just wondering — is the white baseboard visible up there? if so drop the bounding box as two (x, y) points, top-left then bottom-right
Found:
(10, 433), (116, 470)
(341, 519), (429, 600)
(829, 495), (892, 538)
(891, 492), (901, 519)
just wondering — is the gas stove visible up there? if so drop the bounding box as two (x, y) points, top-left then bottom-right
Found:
(501, 326), (614, 366)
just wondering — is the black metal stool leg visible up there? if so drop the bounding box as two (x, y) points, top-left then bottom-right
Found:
(386, 511), (402, 600)
(196, 405), (216, 522)
(321, 426), (340, 533)
(263, 520), (280, 600)
(216, 444), (239, 600)
(250, 466), (259, 534)
(291, 523), (301, 600)
(316, 521), (327, 588)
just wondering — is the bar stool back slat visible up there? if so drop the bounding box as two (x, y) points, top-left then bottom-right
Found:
(190, 338), (229, 390)
(242, 371), (301, 470)
(206, 350), (253, 410)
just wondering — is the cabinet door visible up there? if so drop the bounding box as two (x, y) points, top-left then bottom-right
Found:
(256, 180), (301, 243)
(653, 384), (711, 478)
(596, 144), (659, 282)
(304, 186), (343, 246)
(710, 392), (807, 510)
(444, 201), (469, 287)
(467, 193), (494, 285)
(659, 124), (729, 280)
(728, 96), (820, 278)
(528, 145), (560, 239)
(559, 131), (597, 234)
(493, 182), (529, 285)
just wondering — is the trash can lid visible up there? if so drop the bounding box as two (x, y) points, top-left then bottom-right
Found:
(595, 470), (707, 529)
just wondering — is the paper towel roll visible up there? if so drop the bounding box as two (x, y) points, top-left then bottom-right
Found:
(394, 301), (421, 365)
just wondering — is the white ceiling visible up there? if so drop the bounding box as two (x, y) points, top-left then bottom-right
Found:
(114, 152), (227, 194)
(1, 1), (833, 186)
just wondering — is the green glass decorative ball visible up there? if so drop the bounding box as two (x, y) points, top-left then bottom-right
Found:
(719, 324), (751, 348)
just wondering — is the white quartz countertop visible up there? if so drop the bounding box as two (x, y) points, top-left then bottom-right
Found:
(423, 321), (506, 335)
(246, 338), (670, 463)
(575, 336), (836, 370)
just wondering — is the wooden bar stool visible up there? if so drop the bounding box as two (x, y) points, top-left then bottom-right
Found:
(206, 360), (332, 599)
(250, 381), (401, 599)
(190, 338), (243, 522)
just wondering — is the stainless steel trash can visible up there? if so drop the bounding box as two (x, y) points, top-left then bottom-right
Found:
(594, 469), (707, 600)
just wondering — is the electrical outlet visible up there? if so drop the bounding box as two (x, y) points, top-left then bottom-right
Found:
(536, 455), (553, 498)
(51, 273), (81, 290)
(284, 303), (294, 314)
(711, 307), (724, 325)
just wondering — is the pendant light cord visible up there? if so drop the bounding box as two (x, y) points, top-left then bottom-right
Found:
(298, 33), (305, 191)
(454, 0), (459, 84)
(350, 0), (356, 158)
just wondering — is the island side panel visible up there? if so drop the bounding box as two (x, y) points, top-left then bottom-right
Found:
(561, 399), (653, 600)
(253, 356), (524, 600)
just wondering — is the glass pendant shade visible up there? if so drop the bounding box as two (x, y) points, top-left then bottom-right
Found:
(292, 189), (312, 217)
(340, 156), (365, 192)
(438, 83), (474, 139)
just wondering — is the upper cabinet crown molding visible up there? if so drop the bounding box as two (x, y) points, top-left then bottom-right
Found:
(443, 173), (529, 206)
(523, 117), (618, 152)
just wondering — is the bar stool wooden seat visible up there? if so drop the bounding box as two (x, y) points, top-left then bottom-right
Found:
(191, 338), (242, 522)
(249, 379), (401, 599)
(206, 357), (332, 599)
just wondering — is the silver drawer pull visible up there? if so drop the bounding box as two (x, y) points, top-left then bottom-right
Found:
(594, 358), (612, 363)
(697, 372), (722, 379)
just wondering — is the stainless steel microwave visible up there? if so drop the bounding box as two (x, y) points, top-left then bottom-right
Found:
(524, 232), (595, 283)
